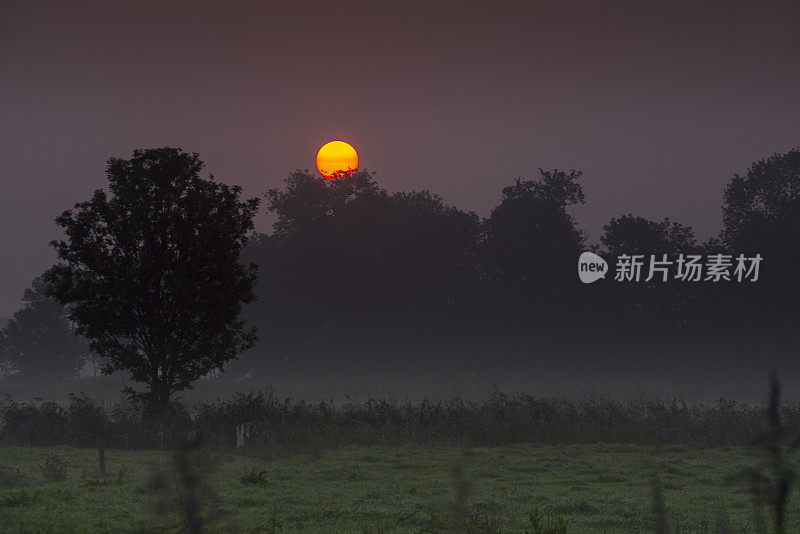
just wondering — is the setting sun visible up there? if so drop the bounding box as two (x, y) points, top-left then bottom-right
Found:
(316, 140), (358, 179)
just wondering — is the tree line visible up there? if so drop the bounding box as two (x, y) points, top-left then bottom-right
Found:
(1, 146), (798, 406)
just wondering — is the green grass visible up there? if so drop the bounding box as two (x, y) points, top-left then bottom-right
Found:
(0, 444), (795, 532)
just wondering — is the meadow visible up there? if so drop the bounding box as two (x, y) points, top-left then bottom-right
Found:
(2, 387), (800, 532)
(0, 443), (792, 533)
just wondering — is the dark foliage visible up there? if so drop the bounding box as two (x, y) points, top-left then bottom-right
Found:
(43, 148), (260, 406)
(16, 145), (800, 409)
(0, 277), (87, 380)
(719, 148), (800, 345)
(247, 168), (480, 358)
(240, 466), (269, 486)
(602, 215), (697, 258)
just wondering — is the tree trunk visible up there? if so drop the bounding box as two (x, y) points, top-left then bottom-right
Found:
(148, 373), (173, 409)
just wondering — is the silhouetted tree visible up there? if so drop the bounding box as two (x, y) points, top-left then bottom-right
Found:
(0, 339), (12, 379)
(598, 215), (699, 342)
(266, 168), (384, 239)
(719, 147), (800, 351)
(244, 169), (480, 369)
(383, 189), (480, 326)
(511, 168), (586, 209)
(479, 169), (586, 328)
(233, 152), (800, 379)
(0, 277), (86, 380)
(43, 148), (259, 406)
(722, 148), (800, 254)
(601, 215), (697, 257)
(254, 169), (390, 348)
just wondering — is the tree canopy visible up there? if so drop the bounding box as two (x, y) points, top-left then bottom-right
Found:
(247, 169), (480, 356)
(1, 277), (86, 380)
(719, 148), (800, 342)
(44, 148), (260, 405)
(7, 146), (797, 388)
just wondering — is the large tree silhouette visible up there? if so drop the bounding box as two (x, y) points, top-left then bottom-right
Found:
(599, 214), (699, 343)
(230, 151), (800, 379)
(44, 148), (260, 406)
(245, 169), (479, 364)
(719, 147), (800, 349)
(478, 169), (586, 330)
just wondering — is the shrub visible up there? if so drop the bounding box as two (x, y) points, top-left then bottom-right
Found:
(37, 453), (70, 482)
(240, 467), (269, 487)
(527, 509), (567, 534)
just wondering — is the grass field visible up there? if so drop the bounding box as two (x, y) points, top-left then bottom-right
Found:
(0, 443), (795, 533)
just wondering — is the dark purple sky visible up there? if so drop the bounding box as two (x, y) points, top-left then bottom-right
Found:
(1, 0), (798, 316)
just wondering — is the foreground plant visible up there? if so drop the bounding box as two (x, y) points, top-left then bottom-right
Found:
(743, 373), (800, 534)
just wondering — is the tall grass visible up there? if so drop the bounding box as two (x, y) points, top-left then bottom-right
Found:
(1, 389), (795, 451)
(647, 373), (800, 534)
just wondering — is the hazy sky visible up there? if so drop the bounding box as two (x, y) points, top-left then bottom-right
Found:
(1, 0), (798, 316)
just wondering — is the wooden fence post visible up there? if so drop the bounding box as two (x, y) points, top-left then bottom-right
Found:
(98, 412), (106, 476)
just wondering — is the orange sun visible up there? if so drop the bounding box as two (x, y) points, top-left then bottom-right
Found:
(316, 140), (358, 179)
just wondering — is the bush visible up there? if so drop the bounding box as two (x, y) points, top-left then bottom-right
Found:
(240, 466), (269, 487)
(37, 453), (70, 482)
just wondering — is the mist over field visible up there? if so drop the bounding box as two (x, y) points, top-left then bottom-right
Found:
(2, 1), (800, 532)
(3, 167), (796, 409)
(4, 152), (800, 404)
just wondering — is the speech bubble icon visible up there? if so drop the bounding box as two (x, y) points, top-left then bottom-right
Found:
(578, 251), (608, 284)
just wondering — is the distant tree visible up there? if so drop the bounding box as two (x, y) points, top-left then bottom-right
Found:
(385, 190), (480, 312)
(601, 214), (697, 257)
(1, 277), (86, 380)
(719, 147), (800, 345)
(477, 169), (586, 334)
(481, 169), (586, 291)
(266, 168), (384, 239)
(257, 169), (388, 343)
(598, 215), (699, 335)
(722, 148), (800, 255)
(0, 318), (11, 379)
(0, 349), (13, 380)
(44, 148), (260, 406)
(503, 168), (586, 209)
(245, 169), (480, 363)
